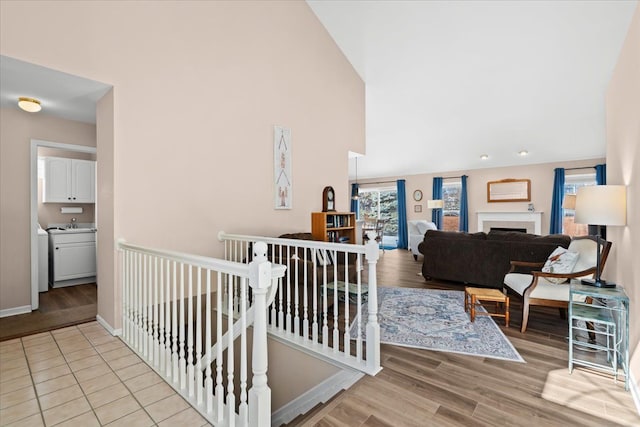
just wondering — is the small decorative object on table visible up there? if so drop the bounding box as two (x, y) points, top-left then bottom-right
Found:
(322, 186), (336, 212)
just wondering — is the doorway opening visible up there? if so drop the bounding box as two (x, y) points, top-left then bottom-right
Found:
(23, 140), (98, 338)
(356, 186), (398, 249)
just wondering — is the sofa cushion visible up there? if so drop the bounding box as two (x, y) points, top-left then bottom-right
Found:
(426, 230), (486, 240)
(487, 230), (569, 245)
(503, 273), (532, 296)
(279, 232), (314, 241)
(504, 273), (574, 301)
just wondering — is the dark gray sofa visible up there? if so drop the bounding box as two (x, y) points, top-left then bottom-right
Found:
(417, 230), (571, 288)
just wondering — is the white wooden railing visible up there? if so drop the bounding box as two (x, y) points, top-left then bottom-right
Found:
(118, 239), (286, 427)
(218, 232), (381, 375)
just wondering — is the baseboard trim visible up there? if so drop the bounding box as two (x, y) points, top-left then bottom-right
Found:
(0, 305), (32, 318)
(271, 368), (363, 426)
(630, 370), (640, 416)
(96, 315), (122, 336)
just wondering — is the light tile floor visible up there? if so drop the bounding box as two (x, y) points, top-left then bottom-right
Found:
(0, 322), (211, 427)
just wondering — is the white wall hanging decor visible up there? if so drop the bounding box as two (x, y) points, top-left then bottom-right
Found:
(274, 126), (292, 209)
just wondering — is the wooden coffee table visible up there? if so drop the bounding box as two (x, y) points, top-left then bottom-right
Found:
(464, 287), (509, 327)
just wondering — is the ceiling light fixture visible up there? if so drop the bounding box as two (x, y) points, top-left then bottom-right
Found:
(480, 154), (489, 160)
(18, 97), (42, 113)
(518, 150), (529, 157)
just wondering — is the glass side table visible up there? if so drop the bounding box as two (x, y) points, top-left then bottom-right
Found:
(569, 281), (629, 390)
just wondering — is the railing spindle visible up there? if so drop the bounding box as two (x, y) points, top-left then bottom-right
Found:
(343, 253), (351, 357)
(172, 260), (179, 383)
(179, 262), (186, 390)
(205, 269), (213, 415)
(332, 252), (339, 353)
(216, 272), (224, 423)
(226, 273), (236, 425)
(156, 258), (166, 371)
(187, 265), (194, 398)
(196, 267), (203, 405)
(239, 278), (248, 425)
(152, 256), (158, 366)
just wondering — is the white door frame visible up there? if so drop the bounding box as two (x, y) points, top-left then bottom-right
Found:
(30, 139), (97, 310)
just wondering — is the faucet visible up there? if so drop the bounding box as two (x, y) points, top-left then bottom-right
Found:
(70, 218), (77, 229)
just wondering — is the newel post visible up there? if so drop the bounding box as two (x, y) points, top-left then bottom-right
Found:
(248, 241), (271, 427)
(364, 232), (381, 373)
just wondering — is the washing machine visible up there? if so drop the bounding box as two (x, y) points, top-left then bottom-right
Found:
(37, 226), (49, 292)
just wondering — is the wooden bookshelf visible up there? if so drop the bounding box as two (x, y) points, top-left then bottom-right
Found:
(311, 212), (356, 243)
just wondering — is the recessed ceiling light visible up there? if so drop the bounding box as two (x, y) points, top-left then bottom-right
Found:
(18, 97), (42, 113)
(518, 150), (529, 157)
(480, 154), (489, 160)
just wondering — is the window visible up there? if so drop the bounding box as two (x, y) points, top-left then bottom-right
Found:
(563, 173), (596, 236)
(358, 186), (398, 240)
(442, 180), (461, 231)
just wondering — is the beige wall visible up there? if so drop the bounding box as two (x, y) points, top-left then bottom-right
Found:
(0, 1), (365, 323)
(606, 3), (640, 398)
(0, 108), (97, 311)
(96, 89), (116, 327)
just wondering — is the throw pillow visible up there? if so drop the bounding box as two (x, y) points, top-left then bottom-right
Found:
(542, 246), (580, 284)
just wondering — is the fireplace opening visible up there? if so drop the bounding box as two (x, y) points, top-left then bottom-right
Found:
(490, 227), (527, 233)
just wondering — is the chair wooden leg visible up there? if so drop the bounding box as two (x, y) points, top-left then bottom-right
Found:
(520, 296), (530, 333)
(470, 295), (476, 322)
(505, 297), (510, 328)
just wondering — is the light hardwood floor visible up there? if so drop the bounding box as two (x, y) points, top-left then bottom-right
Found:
(1, 252), (637, 426)
(287, 249), (639, 427)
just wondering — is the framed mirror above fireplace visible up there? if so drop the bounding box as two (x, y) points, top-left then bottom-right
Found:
(487, 178), (531, 202)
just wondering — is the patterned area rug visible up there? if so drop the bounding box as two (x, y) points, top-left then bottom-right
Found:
(351, 287), (525, 363)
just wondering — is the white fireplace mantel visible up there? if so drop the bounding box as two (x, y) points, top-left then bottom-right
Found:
(477, 211), (543, 235)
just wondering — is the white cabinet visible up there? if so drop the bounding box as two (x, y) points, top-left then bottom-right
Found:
(48, 230), (97, 287)
(71, 160), (95, 202)
(43, 157), (95, 203)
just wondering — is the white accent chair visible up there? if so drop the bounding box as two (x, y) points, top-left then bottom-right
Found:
(408, 220), (437, 261)
(503, 235), (612, 333)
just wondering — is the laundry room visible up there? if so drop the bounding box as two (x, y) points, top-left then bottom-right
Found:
(38, 147), (97, 291)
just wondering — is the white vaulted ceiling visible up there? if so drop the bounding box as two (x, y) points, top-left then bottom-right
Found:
(307, 0), (637, 178)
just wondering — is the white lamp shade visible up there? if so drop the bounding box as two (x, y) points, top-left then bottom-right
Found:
(574, 185), (626, 226)
(562, 194), (576, 210)
(427, 199), (444, 209)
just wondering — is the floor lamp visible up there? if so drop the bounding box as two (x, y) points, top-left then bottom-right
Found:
(574, 185), (627, 288)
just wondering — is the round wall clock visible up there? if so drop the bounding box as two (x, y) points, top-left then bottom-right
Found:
(413, 189), (423, 201)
